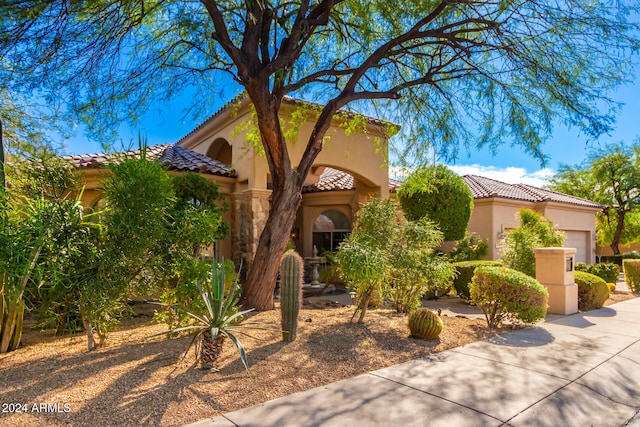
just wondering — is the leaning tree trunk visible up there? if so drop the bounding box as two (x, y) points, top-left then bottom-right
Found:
(241, 176), (302, 310)
(239, 87), (337, 310)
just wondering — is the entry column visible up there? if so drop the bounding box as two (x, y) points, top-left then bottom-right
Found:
(230, 189), (272, 274)
(534, 247), (578, 315)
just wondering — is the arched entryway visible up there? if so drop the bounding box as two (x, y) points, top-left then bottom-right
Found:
(312, 209), (352, 253)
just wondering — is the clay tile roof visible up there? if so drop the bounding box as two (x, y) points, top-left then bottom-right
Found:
(302, 167), (399, 193)
(62, 144), (235, 177)
(303, 168), (354, 193)
(462, 175), (603, 209)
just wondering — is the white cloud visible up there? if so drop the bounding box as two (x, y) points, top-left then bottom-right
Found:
(448, 164), (554, 187)
(390, 163), (555, 187)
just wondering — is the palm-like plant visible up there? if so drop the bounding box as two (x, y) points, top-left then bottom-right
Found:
(157, 258), (264, 370)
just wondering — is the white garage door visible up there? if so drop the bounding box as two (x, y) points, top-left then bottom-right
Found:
(564, 231), (588, 264)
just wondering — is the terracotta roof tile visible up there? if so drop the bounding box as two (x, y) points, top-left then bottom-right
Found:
(303, 168), (354, 193)
(63, 144), (235, 177)
(462, 175), (603, 209)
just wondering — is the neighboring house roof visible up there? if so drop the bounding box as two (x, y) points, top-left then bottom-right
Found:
(63, 144), (236, 177)
(463, 175), (604, 209)
(302, 167), (401, 193)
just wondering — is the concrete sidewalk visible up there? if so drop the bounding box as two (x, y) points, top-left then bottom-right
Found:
(188, 297), (640, 427)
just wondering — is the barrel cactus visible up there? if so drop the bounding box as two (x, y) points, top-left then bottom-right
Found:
(408, 308), (443, 340)
(280, 250), (304, 342)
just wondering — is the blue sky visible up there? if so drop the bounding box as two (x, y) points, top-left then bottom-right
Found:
(61, 71), (640, 189)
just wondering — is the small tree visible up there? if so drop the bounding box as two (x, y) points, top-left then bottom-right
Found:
(397, 164), (473, 241)
(336, 198), (395, 323)
(500, 209), (565, 277)
(548, 141), (640, 255)
(337, 198), (454, 321)
(389, 217), (454, 313)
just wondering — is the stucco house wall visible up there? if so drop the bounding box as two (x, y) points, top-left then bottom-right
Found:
(65, 98), (603, 269)
(464, 175), (602, 264)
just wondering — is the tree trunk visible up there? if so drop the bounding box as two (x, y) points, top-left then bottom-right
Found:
(241, 176), (301, 310)
(83, 317), (97, 351)
(610, 210), (627, 255)
(0, 298), (24, 353)
(238, 86), (336, 310)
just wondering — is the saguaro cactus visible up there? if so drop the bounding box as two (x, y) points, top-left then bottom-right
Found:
(280, 250), (303, 342)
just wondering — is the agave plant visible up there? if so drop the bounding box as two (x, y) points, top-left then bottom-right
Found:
(156, 258), (265, 370)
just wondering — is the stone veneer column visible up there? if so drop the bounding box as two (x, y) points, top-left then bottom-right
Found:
(230, 189), (272, 277)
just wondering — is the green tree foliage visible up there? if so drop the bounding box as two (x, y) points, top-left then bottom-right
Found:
(448, 231), (489, 262)
(336, 199), (395, 323)
(388, 217), (454, 314)
(5, 150), (229, 351)
(337, 198), (453, 321)
(500, 209), (565, 277)
(397, 164), (473, 241)
(548, 141), (640, 255)
(2, 1), (639, 309)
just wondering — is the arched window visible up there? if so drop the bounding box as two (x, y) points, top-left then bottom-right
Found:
(312, 210), (351, 253)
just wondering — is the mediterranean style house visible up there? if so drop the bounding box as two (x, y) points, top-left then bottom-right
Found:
(64, 96), (603, 267)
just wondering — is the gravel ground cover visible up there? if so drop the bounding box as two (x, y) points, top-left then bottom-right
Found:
(0, 290), (635, 427)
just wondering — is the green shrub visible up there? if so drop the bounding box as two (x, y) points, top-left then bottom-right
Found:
(452, 260), (503, 300)
(622, 259), (640, 292)
(499, 209), (564, 277)
(448, 232), (489, 262)
(388, 217), (454, 313)
(470, 266), (549, 327)
(575, 262), (620, 284)
(574, 271), (610, 311)
(396, 164), (473, 241)
(600, 251), (640, 266)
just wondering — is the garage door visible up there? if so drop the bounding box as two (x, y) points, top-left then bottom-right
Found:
(564, 231), (588, 264)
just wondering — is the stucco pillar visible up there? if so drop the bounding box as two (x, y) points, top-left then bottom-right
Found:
(534, 247), (578, 315)
(230, 189), (272, 275)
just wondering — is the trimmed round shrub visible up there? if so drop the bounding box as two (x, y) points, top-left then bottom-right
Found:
(574, 271), (610, 311)
(622, 259), (640, 292)
(396, 164), (473, 241)
(575, 262), (620, 284)
(608, 283), (617, 293)
(452, 260), (503, 300)
(408, 308), (443, 340)
(470, 266), (549, 327)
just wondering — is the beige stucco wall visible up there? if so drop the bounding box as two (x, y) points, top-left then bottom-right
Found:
(178, 98), (390, 197)
(468, 198), (599, 264)
(177, 98), (391, 264)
